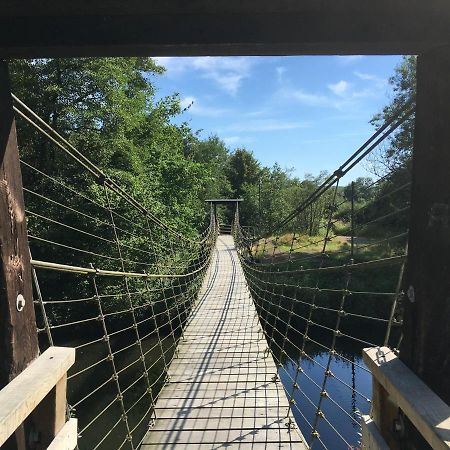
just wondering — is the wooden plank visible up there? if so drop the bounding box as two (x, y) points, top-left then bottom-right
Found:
(363, 347), (450, 450)
(167, 367), (276, 377)
(154, 406), (288, 420)
(47, 418), (78, 450)
(151, 417), (288, 430)
(0, 60), (39, 450)
(144, 429), (303, 444)
(0, 347), (76, 446)
(171, 354), (265, 363)
(153, 396), (287, 409)
(158, 392), (284, 401)
(176, 347), (266, 354)
(161, 381), (280, 391)
(144, 236), (306, 448)
(167, 375), (276, 384)
(142, 443), (301, 449)
(361, 416), (389, 450)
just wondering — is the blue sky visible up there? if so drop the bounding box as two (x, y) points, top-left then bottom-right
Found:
(152, 55), (403, 181)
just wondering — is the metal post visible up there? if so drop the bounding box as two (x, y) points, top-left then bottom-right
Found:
(350, 181), (355, 259)
(258, 177), (262, 227)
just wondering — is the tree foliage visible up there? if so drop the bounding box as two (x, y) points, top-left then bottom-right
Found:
(10, 57), (344, 263)
(370, 56), (416, 175)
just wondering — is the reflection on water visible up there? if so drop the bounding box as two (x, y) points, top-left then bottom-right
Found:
(280, 349), (371, 450)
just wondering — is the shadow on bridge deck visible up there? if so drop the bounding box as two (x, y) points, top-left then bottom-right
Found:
(142, 235), (306, 449)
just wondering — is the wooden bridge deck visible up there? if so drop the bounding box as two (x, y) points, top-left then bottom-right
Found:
(142, 235), (306, 449)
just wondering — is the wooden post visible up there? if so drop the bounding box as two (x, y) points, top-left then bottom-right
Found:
(401, 46), (450, 402)
(400, 46), (450, 446)
(369, 378), (401, 450)
(0, 347), (76, 449)
(0, 61), (39, 448)
(31, 375), (68, 449)
(362, 347), (450, 450)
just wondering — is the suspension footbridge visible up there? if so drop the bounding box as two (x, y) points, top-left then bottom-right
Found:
(142, 235), (306, 448)
(1, 84), (449, 450)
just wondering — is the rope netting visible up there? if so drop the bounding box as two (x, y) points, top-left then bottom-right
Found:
(234, 101), (414, 449)
(14, 94), (217, 449)
(13, 86), (415, 450)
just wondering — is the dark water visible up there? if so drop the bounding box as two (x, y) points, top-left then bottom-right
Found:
(64, 332), (177, 450)
(280, 349), (371, 450)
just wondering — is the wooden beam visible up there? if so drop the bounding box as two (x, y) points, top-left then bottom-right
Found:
(401, 46), (450, 405)
(0, 347), (76, 447)
(361, 416), (389, 450)
(46, 419), (77, 450)
(0, 1), (450, 57)
(369, 377), (401, 450)
(31, 374), (68, 449)
(0, 60), (39, 450)
(363, 347), (450, 450)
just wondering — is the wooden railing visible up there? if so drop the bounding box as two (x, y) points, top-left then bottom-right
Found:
(0, 347), (76, 449)
(362, 347), (450, 450)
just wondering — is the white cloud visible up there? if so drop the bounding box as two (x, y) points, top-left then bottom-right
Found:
(243, 108), (274, 118)
(153, 56), (255, 95)
(280, 85), (371, 111)
(336, 55), (365, 65)
(223, 136), (241, 144)
(179, 95), (229, 117)
(223, 136), (255, 145)
(276, 66), (287, 83)
(288, 89), (331, 108)
(354, 71), (388, 88)
(328, 80), (350, 96)
(222, 119), (310, 133)
(354, 71), (376, 81)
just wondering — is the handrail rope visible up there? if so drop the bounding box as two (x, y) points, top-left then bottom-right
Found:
(30, 242), (212, 278)
(24, 187), (195, 261)
(13, 94), (205, 246)
(259, 100), (414, 238)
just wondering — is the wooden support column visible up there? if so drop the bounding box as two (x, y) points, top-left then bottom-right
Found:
(0, 61), (39, 448)
(401, 46), (450, 402)
(32, 375), (68, 449)
(400, 46), (450, 447)
(362, 347), (450, 450)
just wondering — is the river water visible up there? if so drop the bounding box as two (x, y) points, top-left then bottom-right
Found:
(280, 347), (371, 450)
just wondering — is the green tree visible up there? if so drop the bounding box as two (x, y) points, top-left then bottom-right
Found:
(187, 135), (233, 201)
(10, 58), (211, 234)
(370, 55), (416, 174)
(227, 148), (260, 197)
(343, 177), (375, 203)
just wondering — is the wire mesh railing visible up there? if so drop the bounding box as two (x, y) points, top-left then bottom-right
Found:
(14, 94), (217, 450)
(12, 83), (415, 449)
(234, 102), (413, 450)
